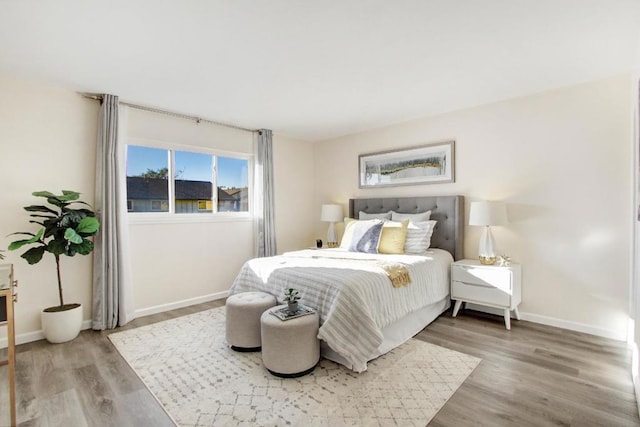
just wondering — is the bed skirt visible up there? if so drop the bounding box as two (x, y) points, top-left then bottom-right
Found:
(320, 296), (451, 370)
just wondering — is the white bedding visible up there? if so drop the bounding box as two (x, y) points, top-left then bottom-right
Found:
(229, 248), (453, 372)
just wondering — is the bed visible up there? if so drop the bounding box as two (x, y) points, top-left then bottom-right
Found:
(229, 195), (464, 372)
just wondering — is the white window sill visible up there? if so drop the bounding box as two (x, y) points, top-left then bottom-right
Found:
(128, 212), (253, 225)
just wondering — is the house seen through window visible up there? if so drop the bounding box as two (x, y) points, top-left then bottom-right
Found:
(126, 145), (249, 214)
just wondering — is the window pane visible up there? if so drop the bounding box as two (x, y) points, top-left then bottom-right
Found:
(175, 151), (213, 214)
(218, 157), (249, 212)
(126, 146), (169, 212)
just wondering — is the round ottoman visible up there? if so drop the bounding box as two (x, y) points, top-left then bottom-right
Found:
(226, 291), (277, 352)
(260, 305), (320, 377)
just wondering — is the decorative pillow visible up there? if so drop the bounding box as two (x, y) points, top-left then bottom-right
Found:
(404, 220), (437, 254)
(378, 220), (409, 254)
(391, 210), (431, 222)
(359, 211), (392, 220)
(342, 219), (384, 253)
(340, 218), (357, 249)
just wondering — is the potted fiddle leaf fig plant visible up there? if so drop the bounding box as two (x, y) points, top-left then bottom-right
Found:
(9, 190), (100, 343)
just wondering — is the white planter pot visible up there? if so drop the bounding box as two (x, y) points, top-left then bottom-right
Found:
(41, 303), (83, 344)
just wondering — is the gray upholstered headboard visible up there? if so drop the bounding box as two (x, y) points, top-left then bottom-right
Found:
(349, 195), (464, 260)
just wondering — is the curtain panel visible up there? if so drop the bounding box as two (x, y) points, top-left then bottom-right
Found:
(92, 95), (134, 329)
(254, 129), (277, 257)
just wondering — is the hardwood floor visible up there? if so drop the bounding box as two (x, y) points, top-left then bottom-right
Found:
(421, 310), (640, 427)
(0, 302), (637, 426)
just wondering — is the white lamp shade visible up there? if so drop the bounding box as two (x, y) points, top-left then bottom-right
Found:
(469, 201), (508, 226)
(321, 204), (343, 222)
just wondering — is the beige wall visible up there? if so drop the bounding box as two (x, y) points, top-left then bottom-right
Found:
(314, 74), (633, 339)
(273, 134), (316, 253)
(0, 74), (98, 339)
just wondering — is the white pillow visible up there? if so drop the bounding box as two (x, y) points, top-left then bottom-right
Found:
(404, 220), (437, 253)
(359, 211), (392, 220)
(391, 210), (431, 222)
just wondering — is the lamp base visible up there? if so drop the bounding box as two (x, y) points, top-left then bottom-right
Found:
(327, 222), (337, 248)
(479, 255), (496, 265)
(478, 226), (497, 265)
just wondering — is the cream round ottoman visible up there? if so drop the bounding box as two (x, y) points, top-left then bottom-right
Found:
(226, 291), (277, 352)
(260, 305), (320, 377)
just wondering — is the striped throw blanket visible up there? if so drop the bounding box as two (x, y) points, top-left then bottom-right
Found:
(229, 248), (452, 372)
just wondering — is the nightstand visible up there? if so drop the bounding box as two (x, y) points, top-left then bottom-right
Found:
(451, 259), (522, 330)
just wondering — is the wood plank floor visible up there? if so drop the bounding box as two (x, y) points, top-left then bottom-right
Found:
(0, 302), (637, 426)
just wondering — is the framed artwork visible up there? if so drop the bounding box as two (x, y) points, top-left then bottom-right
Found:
(359, 140), (455, 188)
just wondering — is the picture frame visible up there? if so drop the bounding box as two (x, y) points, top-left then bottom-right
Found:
(359, 140), (455, 188)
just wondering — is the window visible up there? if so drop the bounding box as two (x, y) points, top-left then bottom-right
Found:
(126, 146), (169, 213)
(126, 144), (250, 216)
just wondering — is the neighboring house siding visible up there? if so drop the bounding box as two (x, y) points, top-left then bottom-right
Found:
(126, 176), (246, 212)
(176, 200), (212, 213)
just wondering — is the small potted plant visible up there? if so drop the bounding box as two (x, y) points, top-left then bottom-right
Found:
(283, 288), (300, 314)
(9, 190), (100, 343)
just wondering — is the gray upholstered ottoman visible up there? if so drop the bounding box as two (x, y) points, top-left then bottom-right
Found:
(260, 305), (320, 377)
(226, 291), (277, 352)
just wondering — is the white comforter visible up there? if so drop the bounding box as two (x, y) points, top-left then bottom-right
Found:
(229, 248), (452, 372)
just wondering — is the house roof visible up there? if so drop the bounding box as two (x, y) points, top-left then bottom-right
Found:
(126, 176), (236, 201)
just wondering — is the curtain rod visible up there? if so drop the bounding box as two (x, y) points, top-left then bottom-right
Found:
(82, 93), (257, 134)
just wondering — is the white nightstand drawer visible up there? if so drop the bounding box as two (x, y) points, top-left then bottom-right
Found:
(451, 280), (510, 306)
(451, 265), (512, 292)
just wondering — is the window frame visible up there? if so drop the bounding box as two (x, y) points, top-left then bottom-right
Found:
(126, 138), (253, 224)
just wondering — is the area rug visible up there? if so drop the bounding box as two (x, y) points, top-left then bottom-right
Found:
(109, 307), (480, 426)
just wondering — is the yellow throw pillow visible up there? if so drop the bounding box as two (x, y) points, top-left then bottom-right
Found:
(378, 220), (409, 254)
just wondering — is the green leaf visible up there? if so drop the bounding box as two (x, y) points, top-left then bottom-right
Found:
(8, 229), (44, 250)
(24, 205), (58, 215)
(47, 239), (67, 255)
(77, 217), (100, 234)
(28, 213), (56, 219)
(55, 194), (80, 203)
(60, 211), (83, 227)
(46, 197), (68, 208)
(64, 228), (83, 244)
(72, 240), (93, 256)
(32, 191), (56, 198)
(21, 246), (46, 264)
(61, 190), (81, 201)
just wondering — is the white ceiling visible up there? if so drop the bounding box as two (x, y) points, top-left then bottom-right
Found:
(1, 1), (639, 141)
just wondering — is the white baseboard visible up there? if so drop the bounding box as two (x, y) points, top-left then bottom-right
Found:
(0, 292), (228, 349)
(519, 311), (626, 341)
(633, 343), (640, 418)
(0, 319), (93, 348)
(464, 303), (626, 341)
(133, 291), (228, 319)
(4, 293), (624, 348)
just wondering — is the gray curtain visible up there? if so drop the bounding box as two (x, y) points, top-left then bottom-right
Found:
(254, 129), (277, 257)
(92, 95), (133, 329)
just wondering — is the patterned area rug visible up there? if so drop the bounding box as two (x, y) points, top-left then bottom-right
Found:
(109, 307), (480, 426)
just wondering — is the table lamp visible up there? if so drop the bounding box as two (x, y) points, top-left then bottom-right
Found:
(321, 204), (343, 248)
(469, 201), (508, 265)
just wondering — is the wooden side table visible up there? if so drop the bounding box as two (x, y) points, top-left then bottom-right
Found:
(0, 264), (17, 426)
(451, 259), (522, 330)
